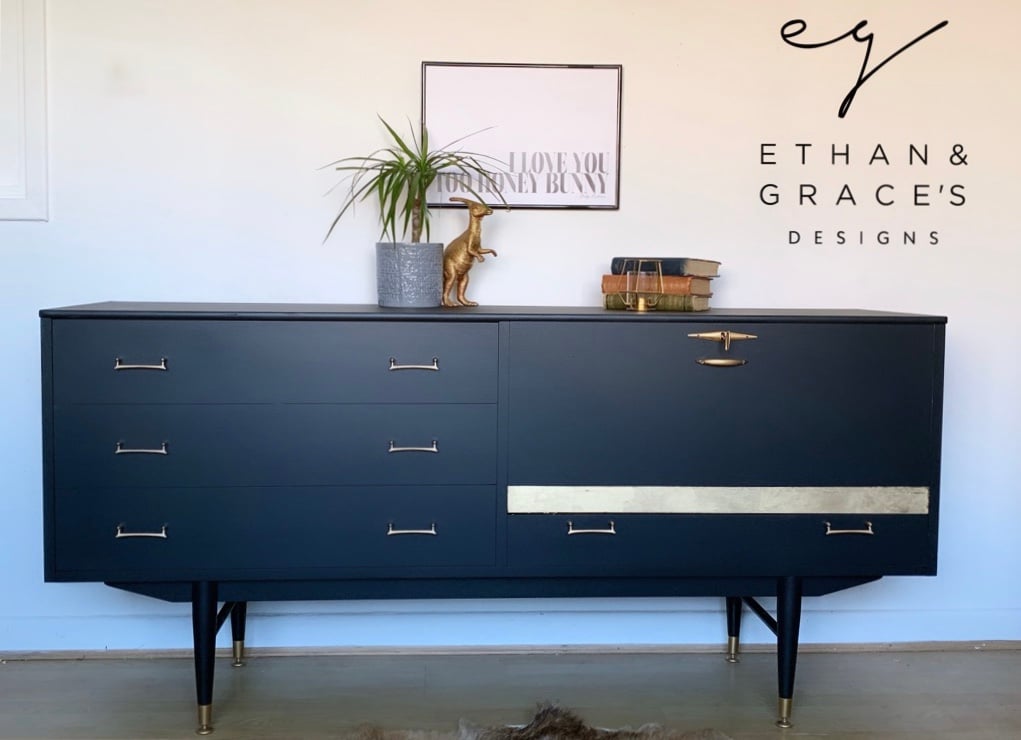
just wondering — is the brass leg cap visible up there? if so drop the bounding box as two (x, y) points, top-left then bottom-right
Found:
(232, 640), (245, 668)
(196, 704), (213, 735)
(776, 697), (793, 729)
(725, 636), (740, 663)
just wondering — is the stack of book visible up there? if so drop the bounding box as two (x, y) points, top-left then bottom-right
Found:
(601, 257), (720, 311)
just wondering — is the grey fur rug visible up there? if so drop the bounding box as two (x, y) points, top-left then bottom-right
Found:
(344, 703), (733, 739)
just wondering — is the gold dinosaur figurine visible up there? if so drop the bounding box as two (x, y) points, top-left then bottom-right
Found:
(442, 197), (497, 307)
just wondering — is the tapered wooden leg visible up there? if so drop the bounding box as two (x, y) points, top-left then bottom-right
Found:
(776, 576), (803, 729)
(230, 601), (248, 667)
(725, 596), (743, 663)
(192, 581), (218, 735)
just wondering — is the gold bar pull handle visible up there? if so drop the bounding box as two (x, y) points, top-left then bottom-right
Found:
(567, 521), (617, 536)
(697, 358), (748, 368)
(387, 523), (437, 536)
(687, 330), (758, 351)
(824, 521), (875, 536)
(114, 357), (168, 371)
(389, 357), (439, 371)
(115, 441), (169, 455)
(388, 440), (439, 454)
(115, 524), (168, 539)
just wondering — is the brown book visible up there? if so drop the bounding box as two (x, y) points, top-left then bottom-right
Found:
(600, 273), (713, 296)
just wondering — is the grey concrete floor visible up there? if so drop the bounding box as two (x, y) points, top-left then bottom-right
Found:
(0, 648), (1018, 739)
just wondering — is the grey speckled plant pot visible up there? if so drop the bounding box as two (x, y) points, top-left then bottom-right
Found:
(375, 242), (443, 308)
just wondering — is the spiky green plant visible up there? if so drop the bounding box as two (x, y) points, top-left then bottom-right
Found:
(324, 116), (506, 244)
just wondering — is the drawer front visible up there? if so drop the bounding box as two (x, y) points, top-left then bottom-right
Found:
(507, 321), (941, 486)
(52, 320), (498, 403)
(53, 485), (496, 579)
(507, 514), (934, 577)
(54, 404), (497, 487)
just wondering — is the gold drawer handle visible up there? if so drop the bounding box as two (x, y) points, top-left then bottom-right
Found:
(567, 521), (617, 536)
(114, 357), (168, 371)
(825, 521), (874, 536)
(115, 524), (168, 539)
(687, 330), (757, 351)
(115, 441), (169, 455)
(389, 357), (439, 371)
(696, 358), (748, 368)
(387, 523), (437, 536)
(388, 440), (439, 454)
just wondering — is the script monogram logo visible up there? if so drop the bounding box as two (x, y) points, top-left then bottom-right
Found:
(781, 18), (949, 118)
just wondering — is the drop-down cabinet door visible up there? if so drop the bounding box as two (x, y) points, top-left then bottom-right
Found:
(505, 319), (944, 578)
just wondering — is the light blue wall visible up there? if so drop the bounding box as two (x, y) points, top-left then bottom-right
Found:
(2, 0), (1019, 653)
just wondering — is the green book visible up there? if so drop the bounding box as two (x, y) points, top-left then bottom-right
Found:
(603, 293), (711, 312)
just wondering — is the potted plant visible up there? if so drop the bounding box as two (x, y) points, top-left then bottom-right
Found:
(324, 116), (506, 307)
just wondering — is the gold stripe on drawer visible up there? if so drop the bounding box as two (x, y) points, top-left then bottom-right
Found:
(507, 486), (929, 515)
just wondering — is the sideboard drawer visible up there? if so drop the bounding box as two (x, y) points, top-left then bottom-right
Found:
(51, 320), (498, 404)
(507, 514), (934, 577)
(53, 485), (496, 579)
(54, 403), (497, 487)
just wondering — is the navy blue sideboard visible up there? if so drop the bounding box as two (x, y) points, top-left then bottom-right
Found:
(39, 303), (946, 734)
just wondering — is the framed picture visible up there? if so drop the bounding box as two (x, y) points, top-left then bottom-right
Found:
(421, 62), (622, 209)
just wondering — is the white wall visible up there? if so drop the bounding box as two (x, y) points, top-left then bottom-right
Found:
(2, 0), (1019, 652)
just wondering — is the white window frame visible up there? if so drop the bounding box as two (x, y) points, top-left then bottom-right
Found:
(0, 0), (47, 220)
